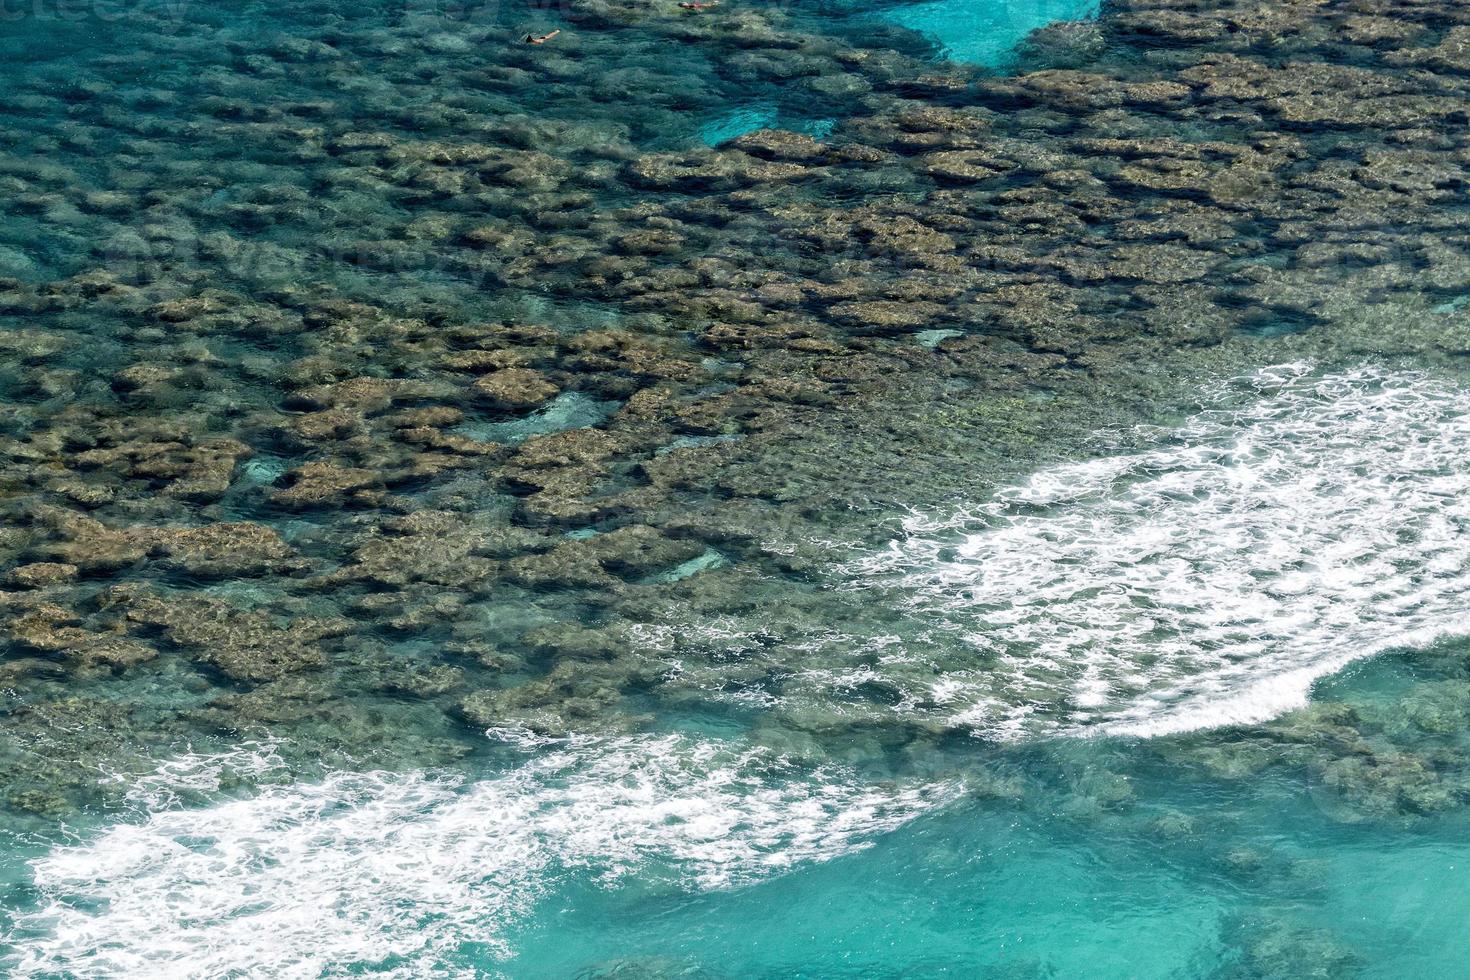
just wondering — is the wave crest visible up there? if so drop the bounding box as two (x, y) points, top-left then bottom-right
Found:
(850, 364), (1470, 737)
(3, 735), (958, 978)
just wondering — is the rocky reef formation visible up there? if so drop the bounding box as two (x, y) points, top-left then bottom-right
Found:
(2, 0), (1470, 871)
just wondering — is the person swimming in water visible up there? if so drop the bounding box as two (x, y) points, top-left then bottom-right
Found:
(678, 0), (719, 8)
(524, 29), (560, 44)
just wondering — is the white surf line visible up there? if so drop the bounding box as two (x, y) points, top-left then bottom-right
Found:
(1, 735), (960, 979)
(850, 363), (1470, 738)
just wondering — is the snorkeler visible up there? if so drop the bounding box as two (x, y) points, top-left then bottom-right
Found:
(678, 1), (720, 9)
(524, 29), (561, 44)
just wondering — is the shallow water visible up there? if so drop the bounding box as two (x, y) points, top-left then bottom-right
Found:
(849, 364), (1470, 738)
(875, 0), (1099, 66)
(5, 0), (1470, 975)
(10, 637), (1470, 978)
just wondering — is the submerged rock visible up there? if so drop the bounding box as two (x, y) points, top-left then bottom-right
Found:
(123, 592), (352, 683)
(271, 462), (386, 508)
(152, 523), (302, 578)
(8, 0), (1470, 867)
(471, 368), (560, 411)
(4, 562), (79, 588)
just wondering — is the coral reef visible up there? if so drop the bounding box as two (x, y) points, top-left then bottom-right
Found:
(2, 0), (1470, 855)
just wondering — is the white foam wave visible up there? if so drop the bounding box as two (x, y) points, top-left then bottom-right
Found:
(104, 738), (291, 811)
(850, 363), (1470, 737)
(3, 736), (957, 979)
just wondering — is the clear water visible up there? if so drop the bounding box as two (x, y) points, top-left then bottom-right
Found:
(454, 391), (622, 445)
(4, 0), (1470, 976)
(10, 363), (1470, 976)
(876, 0), (1099, 66)
(10, 644), (1470, 978)
(699, 105), (837, 147)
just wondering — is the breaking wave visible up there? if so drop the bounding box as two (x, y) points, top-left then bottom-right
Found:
(850, 363), (1470, 737)
(1, 735), (958, 978)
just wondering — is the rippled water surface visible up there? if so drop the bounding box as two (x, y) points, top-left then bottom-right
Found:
(5, 0), (1470, 975)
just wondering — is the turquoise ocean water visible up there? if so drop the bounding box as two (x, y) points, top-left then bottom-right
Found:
(4, 0), (1470, 976)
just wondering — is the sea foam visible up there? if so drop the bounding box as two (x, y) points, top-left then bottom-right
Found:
(9, 364), (1468, 977)
(2, 735), (957, 978)
(850, 364), (1470, 737)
